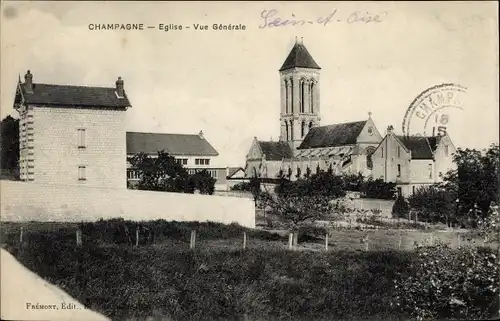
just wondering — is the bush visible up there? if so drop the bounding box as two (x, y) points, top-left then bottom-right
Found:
(296, 224), (328, 242)
(394, 242), (499, 320)
(230, 182), (252, 192)
(392, 196), (410, 219)
(361, 178), (396, 200)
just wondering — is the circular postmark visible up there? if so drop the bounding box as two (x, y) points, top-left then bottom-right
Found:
(402, 83), (467, 137)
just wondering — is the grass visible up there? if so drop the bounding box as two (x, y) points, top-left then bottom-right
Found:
(2, 241), (413, 321)
(0, 219), (496, 321)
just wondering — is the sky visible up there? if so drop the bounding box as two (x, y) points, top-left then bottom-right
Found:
(1, 1), (498, 167)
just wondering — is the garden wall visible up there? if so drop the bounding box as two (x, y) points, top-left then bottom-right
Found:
(0, 181), (255, 228)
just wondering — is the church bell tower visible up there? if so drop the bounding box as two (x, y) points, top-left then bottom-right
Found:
(278, 37), (321, 151)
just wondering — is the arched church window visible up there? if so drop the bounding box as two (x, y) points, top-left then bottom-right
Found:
(366, 146), (376, 170)
(290, 79), (294, 113)
(310, 82), (314, 113)
(290, 121), (294, 140)
(309, 121), (313, 130)
(284, 80), (289, 114)
(301, 121), (306, 137)
(300, 80), (305, 113)
(285, 122), (289, 141)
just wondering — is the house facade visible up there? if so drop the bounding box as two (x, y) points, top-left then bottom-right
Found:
(126, 131), (229, 190)
(13, 70), (130, 189)
(371, 125), (457, 197)
(245, 39), (384, 180)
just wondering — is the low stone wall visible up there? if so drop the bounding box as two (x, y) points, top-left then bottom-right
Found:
(1, 181), (255, 228)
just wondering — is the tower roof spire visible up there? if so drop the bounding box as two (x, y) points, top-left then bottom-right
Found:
(279, 38), (321, 72)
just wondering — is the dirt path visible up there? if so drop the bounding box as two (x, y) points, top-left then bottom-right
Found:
(1, 248), (110, 321)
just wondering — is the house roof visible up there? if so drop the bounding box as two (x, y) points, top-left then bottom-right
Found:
(126, 132), (219, 156)
(227, 167), (244, 178)
(258, 141), (293, 161)
(279, 42), (321, 71)
(396, 135), (441, 160)
(15, 82), (131, 109)
(298, 121), (367, 149)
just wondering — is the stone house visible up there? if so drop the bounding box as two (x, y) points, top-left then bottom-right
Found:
(371, 125), (457, 197)
(13, 70), (131, 189)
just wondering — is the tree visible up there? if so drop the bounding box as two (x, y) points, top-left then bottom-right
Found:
(295, 167), (301, 179)
(442, 144), (499, 219)
(0, 115), (19, 178)
(408, 185), (457, 226)
(249, 176), (261, 206)
(128, 151), (188, 191)
(189, 170), (216, 195)
(392, 195), (410, 219)
(304, 166), (311, 179)
(267, 193), (333, 227)
(327, 163), (333, 175)
(128, 151), (215, 195)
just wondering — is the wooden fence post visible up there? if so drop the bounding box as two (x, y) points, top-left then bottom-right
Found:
(20, 226), (24, 244)
(398, 233), (402, 251)
(365, 235), (369, 251)
(135, 227), (139, 247)
(190, 230), (196, 250)
(76, 229), (82, 247)
(430, 233), (434, 246)
(457, 233), (461, 248)
(293, 232), (298, 250)
(288, 232), (293, 250)
(325, 233), (329, 251)
(243, 231), (247, 250)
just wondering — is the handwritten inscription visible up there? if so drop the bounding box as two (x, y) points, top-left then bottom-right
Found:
(259, 9), (387, 29)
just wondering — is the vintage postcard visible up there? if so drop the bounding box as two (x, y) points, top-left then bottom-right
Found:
(1, 1), (499, 321)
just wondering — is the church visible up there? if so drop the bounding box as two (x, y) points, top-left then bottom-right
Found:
(245, 39), (384, 180)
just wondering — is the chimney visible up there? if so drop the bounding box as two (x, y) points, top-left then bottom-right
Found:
(115, 76), (124, 98)
(24, 70), (33, 93)
(199, 130), (204, 139)
(386, 125), (394, 135)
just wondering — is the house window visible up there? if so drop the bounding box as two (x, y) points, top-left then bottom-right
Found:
(397, 146), (400, 158)
(397, 164), (401, 177)
(176, 158), (188, 165)
(77, 129), (86, 148)
(445, 145), (449, 157)
(195, 158), (210, 165)
(78, 166), (86, 181)
(127, 169), (140, 180)
(428, 164), (432, 179)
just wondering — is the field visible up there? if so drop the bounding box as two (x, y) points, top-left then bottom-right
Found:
(1, 219), (497, 321)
